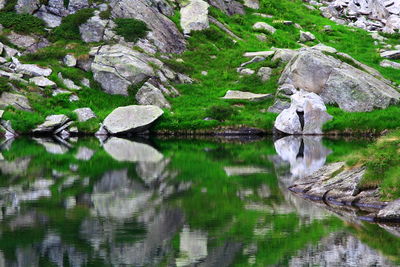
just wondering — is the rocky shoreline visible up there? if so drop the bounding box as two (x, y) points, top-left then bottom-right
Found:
(288, 161), (400, 223)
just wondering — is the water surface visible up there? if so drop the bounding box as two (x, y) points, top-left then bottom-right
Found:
(0, 136), (398, 266)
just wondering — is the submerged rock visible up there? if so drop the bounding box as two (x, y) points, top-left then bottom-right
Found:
(103, 105), (163, 135)
(274, 91), (332, 135)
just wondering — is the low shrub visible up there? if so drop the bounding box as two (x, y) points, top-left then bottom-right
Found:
(0, 12), (46, 34)
(114, 18), (149, 43)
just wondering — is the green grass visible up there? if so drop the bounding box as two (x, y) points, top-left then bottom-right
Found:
(0, 12), (46, 34)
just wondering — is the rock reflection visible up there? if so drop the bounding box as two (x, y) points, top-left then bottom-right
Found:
(272, 135), (331, 185)
(104, 137), (163, 163)
(288, 232), (396, 267)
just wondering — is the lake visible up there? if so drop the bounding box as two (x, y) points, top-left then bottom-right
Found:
(0, 135), (398, 266)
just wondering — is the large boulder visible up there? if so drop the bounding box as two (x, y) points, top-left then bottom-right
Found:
(103, 105), (163, 135)
(274, 91), (332, 135)
(279, 48), (400, 112)
(180, 0), (210, 34)
(90, 44), (155, 95)
(110, 0), (186, 53)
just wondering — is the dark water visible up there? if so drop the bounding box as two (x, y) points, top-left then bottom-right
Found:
(0, 135), (398, 267)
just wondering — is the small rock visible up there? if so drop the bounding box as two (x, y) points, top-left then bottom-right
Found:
(299, 31), (316, 42)
(0, 92), (31, 111)
(58, 73), (81, 90)
(223, 90), (272, 101)
(380, 59), (400, 69)
(29, 76), (56, 88)
(135, 82), (171, 109)
(239, 68), (255, 76)
(257, 67), (272, 82)
(243, 51), (275, 57)
(16, 64), (52, 77)
(201, 71), (208, 76)
(252, 22), (276, 34)
(381, 50), (400, 60)
(73, 107), (96, 122)
(63, 54), (77, 67)
(33, 114), (70, 133)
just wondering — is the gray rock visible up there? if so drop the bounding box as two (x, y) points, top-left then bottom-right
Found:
(381, 50), (400, 59)
(73, 107), (96, 122)
(208, 0), (244, 16)
(135, 82), (171, 109)
(180, 0), (210, 34)
(224, 166), (268, 176)
(240, 56), (265, 67)
(58, 73), (81, 90)
(79, 15), (109, 43)
(111, 0), (186, 53)
(63, 54), (77, 67)
(90, 44), (155, 95)
(378, 199), (400, 220)
(0, 92), (32, 111)
(16, 64), (52, 77)
(243, 51), (275, 57)
(243, 0), (259, 9)
(257, 67), (272, 82)
(33, 114), (70, 133)
(68, 0), (89, 12)
(239, 68), (255, 76)
(267, 99), (290, 113)
(380, 59), (400, 69)
(312, 43), (337, 53)
(252, 22), (276, 34)
(35, 7), (62, 28)
(274, 91), (333, 135)
(16, 0), (40, 14)
(103, 105), (163, 135)
(222, 90), (272, 101)
(271, 48), (299, 63)
(299, 31), (316, 42)
(104, 137), (163, 162)
(29, 76), (56, 87)
(279, 49), (400, 112)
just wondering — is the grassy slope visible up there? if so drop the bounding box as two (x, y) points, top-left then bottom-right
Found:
(0, 0), (399, 133)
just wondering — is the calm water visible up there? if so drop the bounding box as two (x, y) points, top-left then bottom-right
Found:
(0, 135), (398, 266)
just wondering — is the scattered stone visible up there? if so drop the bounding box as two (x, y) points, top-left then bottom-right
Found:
(79, 14), (109, 43)
(240, 56), (265, 67)
(103, 105), (164, 135)
(135, 82), (171, 109)
(252, 22), (276, 34)
(243, 0), (259, 9)
(378, 200), (400, 220)
(58, 73), (81, 90)
(381, 50), (400, 60)
(16, 64), (52, 77)
(223, 90), (273, 101)
(299, 31), (316, 42)
(63, 54), (77, 67)
(255, 33), (267, 42)
(257, 67), (272, 82)
(73, 107), (96, 122)
(29, 76), (56, 88)
(380, 59), (400, 69)
(201, 71), (208, 76)
(180, 0), (210, 34)
(274, 91), (332, 135)
(239, 68), (255, 76)
(33, 114), (70, 133)
(0, 92), (31, 111)
(243, 51), (275, 57)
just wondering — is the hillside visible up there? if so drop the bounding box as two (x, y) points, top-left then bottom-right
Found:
(0, 0), (398, 136)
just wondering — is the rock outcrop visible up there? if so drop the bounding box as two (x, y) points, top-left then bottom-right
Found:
(279, 48), (400, 112)
(110, 0), (186, 53)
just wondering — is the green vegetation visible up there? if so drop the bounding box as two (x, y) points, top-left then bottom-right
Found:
(114, 18), (149, 42)
(0, 12), (46, 34)
(50, 8), (94, 41)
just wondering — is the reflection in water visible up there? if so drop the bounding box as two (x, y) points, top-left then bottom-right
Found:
(0, 137), (396, 266)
